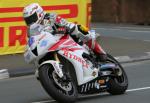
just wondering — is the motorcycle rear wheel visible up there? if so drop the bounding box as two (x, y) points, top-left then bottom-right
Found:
(106, 54), (128, 95)
(39, 64), (78, 103)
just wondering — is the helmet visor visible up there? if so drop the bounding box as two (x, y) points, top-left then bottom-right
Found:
(24, 12), (38, 26)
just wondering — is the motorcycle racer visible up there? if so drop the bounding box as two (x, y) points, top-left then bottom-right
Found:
(23, 3), (107, 62)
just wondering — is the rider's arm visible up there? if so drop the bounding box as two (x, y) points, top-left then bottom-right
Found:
(44, 13), (76, 31)
(45, 13), (95, 43)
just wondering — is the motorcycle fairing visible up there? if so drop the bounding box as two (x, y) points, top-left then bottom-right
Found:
(25, 33), (99, 85)
(51, 35), (99, 85)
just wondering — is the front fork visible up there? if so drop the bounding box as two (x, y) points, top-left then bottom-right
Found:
(36, 53), (64, 79)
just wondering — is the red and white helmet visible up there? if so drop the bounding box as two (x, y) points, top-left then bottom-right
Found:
(23, 3), (45, 26)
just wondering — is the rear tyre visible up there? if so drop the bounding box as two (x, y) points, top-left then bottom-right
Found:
(39, 64), (78, 103)
(107, 54), (128, 95)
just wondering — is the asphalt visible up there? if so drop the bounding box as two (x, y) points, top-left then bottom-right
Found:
(0, 60), (150, 103)
(92, 22), (150, 41)
(0, 23), (150, 78)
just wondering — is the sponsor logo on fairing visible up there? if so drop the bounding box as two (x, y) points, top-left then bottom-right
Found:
(40, 40), (48, 47)
(63, 50), (89, 68)
(28, 37), (35, 47)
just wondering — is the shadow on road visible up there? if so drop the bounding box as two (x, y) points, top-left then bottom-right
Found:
(31, 93), (129, 103)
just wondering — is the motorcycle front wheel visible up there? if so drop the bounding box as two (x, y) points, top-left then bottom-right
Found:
(38, 64), (78, 103)
(106, 54), (128, 95)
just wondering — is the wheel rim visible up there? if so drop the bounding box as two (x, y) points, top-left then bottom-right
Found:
(47, 69), (75, 96)
(115, 72), (126, 84)
(52, 71), (72, 91)
(107, 58), (127, 84)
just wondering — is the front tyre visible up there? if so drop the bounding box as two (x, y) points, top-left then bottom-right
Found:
(38, 64), (77, 103)
(107, 54), (128, 95)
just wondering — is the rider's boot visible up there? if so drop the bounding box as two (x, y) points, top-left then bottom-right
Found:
(87, 39), (107, 62)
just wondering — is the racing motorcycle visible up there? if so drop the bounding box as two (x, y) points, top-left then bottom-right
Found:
(24, 28), (128, 103)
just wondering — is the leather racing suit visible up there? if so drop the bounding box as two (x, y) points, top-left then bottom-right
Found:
(28, 13), (107, 61)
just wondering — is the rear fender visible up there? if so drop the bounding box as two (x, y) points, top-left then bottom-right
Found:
(39, 60), (64, 78)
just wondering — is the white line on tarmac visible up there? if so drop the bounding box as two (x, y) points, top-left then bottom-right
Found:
(144, 40), (150, 42)
(92, 27), (121, 31)
(0, 69), (9, 79)
(115, 26), (150, 30)
(33, 86), (150, 103)
(32, 100), (55, 103)
(146, 52), (150, 56)
(92, 27), (150, 33)
(129, 30), (150, 33)
(126, 87), (150, 92)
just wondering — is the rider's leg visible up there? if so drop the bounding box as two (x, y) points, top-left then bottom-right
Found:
(87, 39), (107, 62)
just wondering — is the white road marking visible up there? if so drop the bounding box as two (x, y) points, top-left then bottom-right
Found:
(146, 52), (150, 56)
(115, 26), (150, 30)
(115, 56), (131, 62)
(0, 75), (37, 82)
(92, 27), (150, 33)
(92, 27), (121, 31)
(127, 87), (150, 92)
(121, 37), (133, 40)
(32, 100), (55, 103)
(129, 30), (150, 33)
(0, 69), (9, 79)
(33, 86), (150, 103)
(144, 40), (150, 42)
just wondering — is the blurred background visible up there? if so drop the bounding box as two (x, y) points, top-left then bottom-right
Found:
(0, 0), (150, 103)
(92, 0), (150, 25)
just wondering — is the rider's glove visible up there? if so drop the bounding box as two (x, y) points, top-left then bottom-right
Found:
(57, 27), (67, 34)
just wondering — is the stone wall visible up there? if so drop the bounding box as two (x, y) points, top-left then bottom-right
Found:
(92, 0), (150, 24)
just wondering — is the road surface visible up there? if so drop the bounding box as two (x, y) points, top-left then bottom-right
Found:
(0, 60), (150, 103)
